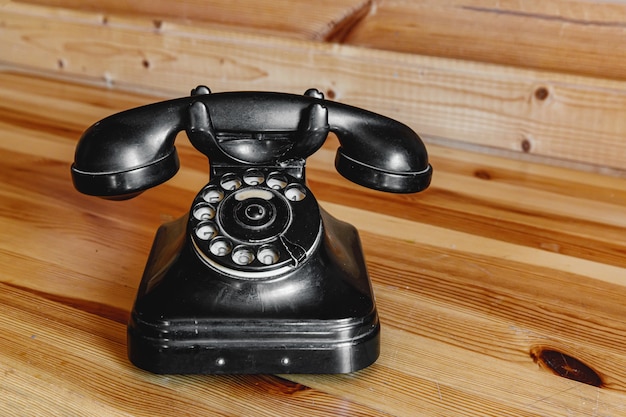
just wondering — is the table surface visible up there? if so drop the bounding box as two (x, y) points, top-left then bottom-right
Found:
(2, 72), (626, 416)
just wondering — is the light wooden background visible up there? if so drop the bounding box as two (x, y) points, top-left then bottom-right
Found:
(2, 1), (626, 416)
(4, 0), (626, 175)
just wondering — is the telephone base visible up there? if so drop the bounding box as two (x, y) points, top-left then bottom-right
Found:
(128, 316), (379, 374)
(127, 210), (380, 374)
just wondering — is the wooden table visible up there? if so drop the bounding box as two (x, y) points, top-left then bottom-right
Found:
(2, 71), (626, 416)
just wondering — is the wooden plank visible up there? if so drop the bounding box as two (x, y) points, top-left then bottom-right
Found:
(2, 73), (626, 415)
(2, 2), (626, 174)
(15, 0), (372, 40)
(17, 0), (626, 83)
(343, 0), (626, 81)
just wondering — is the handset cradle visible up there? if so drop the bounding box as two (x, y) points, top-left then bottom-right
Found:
(71, 86), (432, 374)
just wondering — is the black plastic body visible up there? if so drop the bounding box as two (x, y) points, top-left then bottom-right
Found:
(128, 209), (379, 374)
(70, 87), (432, 374)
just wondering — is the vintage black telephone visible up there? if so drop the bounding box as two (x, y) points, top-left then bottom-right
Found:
(71, 86), (432, 374)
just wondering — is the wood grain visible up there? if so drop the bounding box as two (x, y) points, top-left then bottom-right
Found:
(3, 2), (626, 175)
(344, 0), (626, 81)
(16, 0), (372, 41)
(2, 71), (626, 415)
(19, 0), (626, 83)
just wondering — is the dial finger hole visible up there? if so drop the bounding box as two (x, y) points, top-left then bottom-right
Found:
(258, 245), (280, 265)
(202, 186), (224, 203)
(192, 203), (216, 221)
(284, 184), (307, 201)
(243, 169), (265, 186)
(220, 174), (242, 191)
(209, 237), (232, 256)
(266, 173), (288, 190)
(195, 222), (218, 240)
(232, 246), (255, 265)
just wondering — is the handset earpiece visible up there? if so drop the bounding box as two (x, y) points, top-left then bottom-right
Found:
(71, 86), (221, 199)
(71, 100), (186, 199)
(326, 105), (432, 193)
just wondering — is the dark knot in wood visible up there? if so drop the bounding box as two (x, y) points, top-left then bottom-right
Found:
(530, 346), (603, 387)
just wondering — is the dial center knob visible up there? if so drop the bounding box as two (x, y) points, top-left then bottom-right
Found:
(245, 204), (266, 221)
(220, 189), (290, 242)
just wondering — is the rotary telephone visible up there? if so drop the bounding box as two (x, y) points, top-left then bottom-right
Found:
(71, 86), (432, 374)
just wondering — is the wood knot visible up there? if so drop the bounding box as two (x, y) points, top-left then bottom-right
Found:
(474, 169), (491, 180)
(530, 346), (603, 387)
(534, 86), (550, 101)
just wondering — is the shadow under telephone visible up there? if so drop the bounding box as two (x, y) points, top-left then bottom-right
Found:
(71, 86), (432, 374)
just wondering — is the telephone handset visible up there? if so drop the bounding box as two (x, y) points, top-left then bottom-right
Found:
(71, 87), (432, 374)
